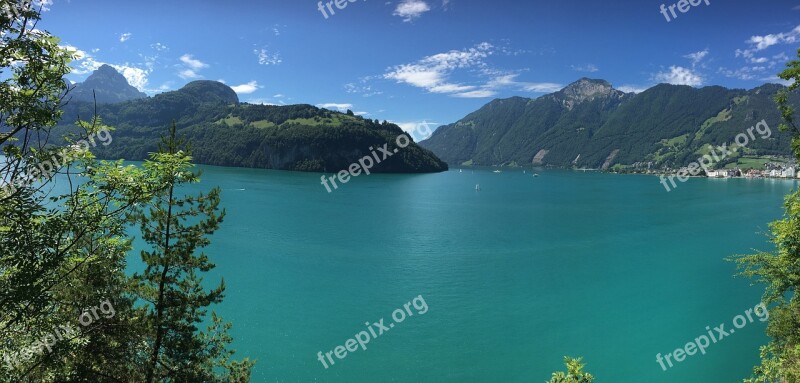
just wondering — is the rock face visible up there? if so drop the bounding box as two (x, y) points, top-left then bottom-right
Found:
(70, 65), (147, 104)
(549, 78), (626, 110)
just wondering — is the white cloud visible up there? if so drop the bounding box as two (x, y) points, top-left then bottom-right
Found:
(654, 66), (703, 86)
(110, 64), (150, 90)
(761, 75), (795, 86)
(317, 103), (353, 112)
(179, 54), (209, 70)
(230, 81), (261, 94)
(178, 69), (200, 79)
(736, 25), (800, 59)
(571, 64), (599, 73)
(31, 0), (52, 12)
(618, 85), (650, 94)
(723, 26), (799, 82)
(385, 42), (493, 95)
(254, 48), (282, 65)
(393, 0), (431, 22)
(521, 82), (563, 93)
(452, 89), (497, 98)
(684, 49), (709, 67)
(384, 43), (559, 98)
(62, 44), (151, 91)
(392, 120), (439, 141)
(177, 54), (209, 79)
(119, 33), (132, 43)
(151, 42), (168, 51)
(61, 44), (88, 62)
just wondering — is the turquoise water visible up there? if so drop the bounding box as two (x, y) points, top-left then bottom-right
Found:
(158, 167), (794, 382)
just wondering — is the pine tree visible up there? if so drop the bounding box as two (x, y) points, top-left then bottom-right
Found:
(131, 122), (254, 383)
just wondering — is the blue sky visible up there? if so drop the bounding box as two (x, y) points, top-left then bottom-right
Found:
(39, 0), (800, 131)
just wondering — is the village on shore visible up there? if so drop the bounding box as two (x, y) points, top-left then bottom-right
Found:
(615, 159), (800, 180)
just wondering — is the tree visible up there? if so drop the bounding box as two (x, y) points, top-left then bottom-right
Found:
(0, 3), (253, 381)
(546, 357), (595, 383)
(0, 1), (149, 381)
(734, 48), (800, 383)
(131, 122), (254, 383)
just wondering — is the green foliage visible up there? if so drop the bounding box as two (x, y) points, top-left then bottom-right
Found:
(0, 4), (253, 381)
(53, 84), (448, 174)
(546, 357), (595, 383)
(131, 123), (254, 382)
(422, 80), (798, 169)
(733, 48), (800, 383)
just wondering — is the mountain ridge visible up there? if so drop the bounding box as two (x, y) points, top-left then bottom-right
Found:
(420, 78), (797, 170)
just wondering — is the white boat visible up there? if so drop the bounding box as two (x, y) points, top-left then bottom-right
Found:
(475, 184), (481, 191)
(493, 170), (502, 173)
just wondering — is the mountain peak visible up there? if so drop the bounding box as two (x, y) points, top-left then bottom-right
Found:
(177, 81), (239, 105)
(71, 65), (147, 104)
(94, 64), (119, 75)
(552, 78), (620, 110)
(560, 78), (614, 98)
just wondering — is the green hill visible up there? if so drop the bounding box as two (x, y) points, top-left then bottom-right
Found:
(58, 73), (447, 174)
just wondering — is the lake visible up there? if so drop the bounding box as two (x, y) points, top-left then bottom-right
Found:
(163, 166), (795, 382)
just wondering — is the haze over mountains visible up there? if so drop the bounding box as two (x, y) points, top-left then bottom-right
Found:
(420, 78), (798, 170)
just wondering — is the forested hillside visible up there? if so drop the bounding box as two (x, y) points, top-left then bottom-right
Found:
(57, 78), (448, 173)
(421, 78), (798, 170)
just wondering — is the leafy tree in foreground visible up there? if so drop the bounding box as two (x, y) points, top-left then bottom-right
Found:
(132, 122), (254, 383)
(0, 1), (148, 381)
(735, 48), (800, 383)
(0, 2), (253, 381)
(546, 357), (595, 383)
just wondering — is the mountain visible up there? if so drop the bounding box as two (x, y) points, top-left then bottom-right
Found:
(420, 78), (798, 170)
(69, 64), (147, 104)
(56, 79), (448, 174)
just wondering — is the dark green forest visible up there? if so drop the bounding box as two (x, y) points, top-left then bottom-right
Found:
(56, 80), (448, 174)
